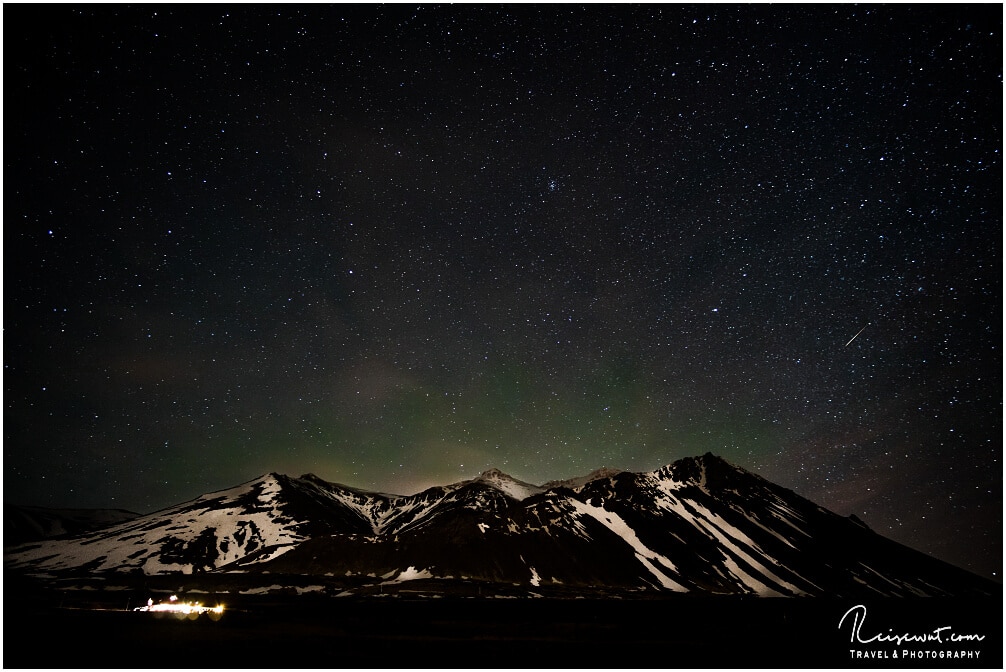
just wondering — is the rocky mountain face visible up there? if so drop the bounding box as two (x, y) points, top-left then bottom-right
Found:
(4, 454), (996, 598)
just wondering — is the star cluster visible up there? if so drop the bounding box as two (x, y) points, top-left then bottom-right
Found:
(5, 5), (1000, 579)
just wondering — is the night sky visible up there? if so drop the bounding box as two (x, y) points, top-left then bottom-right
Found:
(5, 5), (1001, 581)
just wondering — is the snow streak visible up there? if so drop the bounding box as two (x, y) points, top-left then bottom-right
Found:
(570, 499), (687, 592)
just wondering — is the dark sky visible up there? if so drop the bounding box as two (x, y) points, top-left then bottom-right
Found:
(5, 5), (1001, 581)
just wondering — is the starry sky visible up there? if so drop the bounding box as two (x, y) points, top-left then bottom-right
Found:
(5, 5), (1001, 580)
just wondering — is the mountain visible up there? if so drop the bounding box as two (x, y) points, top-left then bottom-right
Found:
(540, 466), (623, 491)
(4, 503), (140, 546)
(4, 454), (996, 598)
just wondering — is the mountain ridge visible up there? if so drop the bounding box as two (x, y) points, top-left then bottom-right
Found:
(3, 503), (142, 546)
(5, 454), (997, 598)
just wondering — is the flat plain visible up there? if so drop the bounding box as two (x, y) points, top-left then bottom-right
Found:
(4, 574), (1000, 669)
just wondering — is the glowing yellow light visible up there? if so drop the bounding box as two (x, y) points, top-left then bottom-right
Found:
(136, 597), (225, 617)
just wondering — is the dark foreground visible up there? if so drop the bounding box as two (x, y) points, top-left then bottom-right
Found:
(4, 592), (1000, 668)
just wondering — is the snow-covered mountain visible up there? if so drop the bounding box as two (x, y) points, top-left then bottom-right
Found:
(4, 454), (996, 598)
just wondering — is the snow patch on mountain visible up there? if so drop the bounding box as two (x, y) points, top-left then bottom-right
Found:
(729, 507), (799, 550)
(570, 498), (687, 592)
(717, 556), (784, 596)
(240, 584), (287, 595)
(246, 544), (298, 564)
(5, 473), (306, 573)
(646, 470), (685, 495)
(856, 562), (922, 595)
(764, 495), (812, 538)
(476, 469), (543, 500)
(383, 566), (434, 584)
(646, 481), (813, 595)
(140, 556), (191, 574)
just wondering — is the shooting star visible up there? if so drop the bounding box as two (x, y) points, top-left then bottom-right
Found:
(844, 324), (869, 347)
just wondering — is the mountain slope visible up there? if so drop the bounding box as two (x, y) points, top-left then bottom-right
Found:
(4, 454), (996, 598)
(4, 504), (141, 546)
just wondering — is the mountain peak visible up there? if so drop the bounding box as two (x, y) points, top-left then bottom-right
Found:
(540, 467), (624, 492)
(474, 468), (543, 501)
(650, 453), (740, 481)
(297, 472), (330, 485)
(582, 466), (624, 481)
